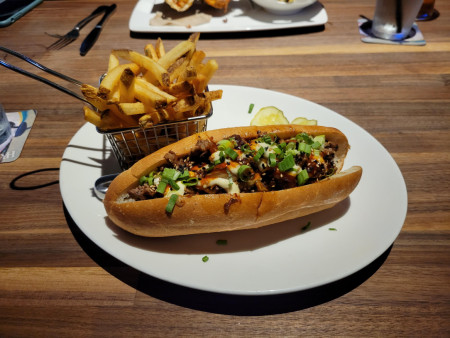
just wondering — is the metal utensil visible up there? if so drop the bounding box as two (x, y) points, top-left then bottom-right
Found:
(80, 4), (117, 56)
(0, 46), (99, 112)
(94, 173), (119, 200)
(46, 5), (108, 50)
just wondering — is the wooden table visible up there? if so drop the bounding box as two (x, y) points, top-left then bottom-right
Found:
(1, 0), (449, 335)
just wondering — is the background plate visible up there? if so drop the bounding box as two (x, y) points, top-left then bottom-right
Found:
(129, 0), (327, 33)
(60, 85), (407, 295)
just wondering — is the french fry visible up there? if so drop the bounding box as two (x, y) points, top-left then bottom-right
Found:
(83, 106), (103, 127)
(168, 57), (190, 83)
(157, 41), (195, 70)
(189, 50), (205, 67)
(135, 78), (176, 102)
(119, 67), (136, 103)
(108, 105), (138, 127)
(188, 32), (200, 44)
(168, 81), (195, 98)
(198, 59), (218, 85)
(118, 102), (146, 115)
(134, 79), (167, 109)
(204, 89), (223, 102)
(144, 43), (158, 61)
(155, 38), (165, 58)
(108, 53), (120, 72)
(98, 63), (140, 99)
(80, 84), (108, 111)
(172, 96), (198, 113)
(111, 49), (169, 87)
(138, 113), (153, 127)
(107, 88), (121, 104)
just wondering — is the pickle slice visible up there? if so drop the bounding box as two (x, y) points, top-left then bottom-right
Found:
(250, 106), (289, 126)
(291, 117), (318, 125)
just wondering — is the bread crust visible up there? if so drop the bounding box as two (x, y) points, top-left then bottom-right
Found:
(104, 125), (362, 237)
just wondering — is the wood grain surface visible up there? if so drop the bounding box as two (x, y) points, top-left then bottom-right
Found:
(0, 0), (449, 336)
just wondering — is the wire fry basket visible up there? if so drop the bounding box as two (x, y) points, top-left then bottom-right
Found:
(97, 109), (212, 171)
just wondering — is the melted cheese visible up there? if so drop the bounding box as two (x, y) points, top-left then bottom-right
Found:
(165, 181), (187, 198)
(201, 177), (240, 194)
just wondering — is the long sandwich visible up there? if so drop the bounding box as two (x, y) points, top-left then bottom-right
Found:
(104, 125), (362, 237)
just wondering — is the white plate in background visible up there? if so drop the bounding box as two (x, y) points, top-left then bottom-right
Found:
(129, 0), (327, 33)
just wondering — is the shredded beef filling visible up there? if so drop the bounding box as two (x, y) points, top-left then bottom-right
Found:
(127, 134), (338, 201)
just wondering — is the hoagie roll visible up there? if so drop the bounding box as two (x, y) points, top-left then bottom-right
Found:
(104, 125), (362, 237)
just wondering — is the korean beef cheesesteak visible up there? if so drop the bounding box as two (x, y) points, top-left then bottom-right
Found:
(104, 125), (362, 237)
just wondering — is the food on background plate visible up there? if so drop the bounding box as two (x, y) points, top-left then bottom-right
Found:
(150, 11), (213, 27)
(250, 106), (317, 126)
(165, 0), (194, 12)
(166, 0), (230, 12)
(81, 33), (222, 131)
(104, 125), (362, 237)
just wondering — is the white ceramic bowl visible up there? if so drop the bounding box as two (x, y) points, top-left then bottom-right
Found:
(252, 0), (316, 15)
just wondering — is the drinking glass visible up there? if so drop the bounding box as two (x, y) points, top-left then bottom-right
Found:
(372, 0), (423, 40)
(417, 0), (437, 20)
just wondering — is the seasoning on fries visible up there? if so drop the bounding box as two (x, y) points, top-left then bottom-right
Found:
(81, 33), (222, 131)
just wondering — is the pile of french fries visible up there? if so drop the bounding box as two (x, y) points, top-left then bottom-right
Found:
(81, 33), (222, 131)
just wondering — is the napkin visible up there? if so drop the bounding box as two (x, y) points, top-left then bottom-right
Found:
(0, 110), (37, 163)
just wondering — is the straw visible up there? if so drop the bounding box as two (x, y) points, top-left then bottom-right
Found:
(396, 0), (402, 33)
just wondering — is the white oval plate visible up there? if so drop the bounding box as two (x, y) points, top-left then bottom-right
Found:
(60, 85), (407, 295)
(129, 0), (327, 33)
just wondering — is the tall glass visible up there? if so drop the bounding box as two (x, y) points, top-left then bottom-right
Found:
(417, 0), (437, 20)
(372, 0), (423, 40)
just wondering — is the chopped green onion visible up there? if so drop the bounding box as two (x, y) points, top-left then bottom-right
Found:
(183, 177), (199, 186)
(218, 139), (233, 150)
(329, 228), (337, 231)
(178, 170), (190, 180)
(216, 239), (228, 245)
(202, 255), (209, 262)
(260, 134), (273, 144)
(313, 149), (321, 157)
(139, 172), (155, 185)
(139, 176), (147, 185)
(238, 165), (252, 181)
(279, 142), (287, 151)
(313, 135), (326, 145)
(165, 194), (178, 214)
(167, 178), (180, 191)
(241, 143), (252, 154)
(298, 142), (312, 155)
(278, 154), (295, 172)
(248, 103), (255, 114)
(297, 169), (309, 186)
(296, 133), (313, 144)
(273, 147), (283, 155)
(162, 168), (180, 181)
(224, 147), (238, 160)
(286, 142), (296, 151)
(311, 141), (321, 149)
(253, 147), (265, 161)
(302, 221), (311, 231)
(156, 180), (167, 194)
(268, 153), (277, 167)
